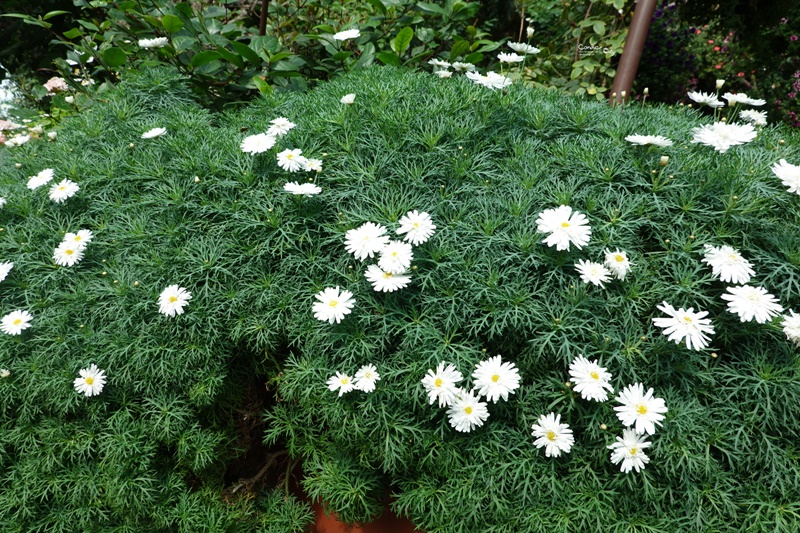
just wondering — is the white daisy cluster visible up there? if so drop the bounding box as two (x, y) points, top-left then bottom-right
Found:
(535, 205), (591, 251)
(327, 364), (381, 396)
(421, 355), (521, 433)
(25, 168), (80, 203)
(53, 229), (93, 267)
(625, 134), (674, 147)
(427, 58), (478, 80)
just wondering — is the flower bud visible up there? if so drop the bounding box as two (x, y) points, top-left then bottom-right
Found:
(526, 27), (534, 39)
(643, 87), (649, 95)
(660, 156), (669, 167)
(620, 90), (626, 98)
(47, 131), (57, 140)
(716, 79), (725, 89)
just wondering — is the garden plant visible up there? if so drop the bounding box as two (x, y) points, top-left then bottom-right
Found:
(2, 63), (800, 532)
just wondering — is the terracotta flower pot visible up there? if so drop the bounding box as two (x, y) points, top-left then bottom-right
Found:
(310, 501), (423, 533)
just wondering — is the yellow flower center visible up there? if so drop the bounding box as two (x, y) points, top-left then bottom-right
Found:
(65, 249), (74, 256)
(630, 447), (638, 455)
(340, 378), (349, 385)
(59, 186), (66, 191)
(364, 373), (372, 379)
(561, 221), (570, 228)
(464, 406), (473, 415)
(169, 296), (178, 303)
(413, 222), (419, 228)
(546, 430), (557, 441)
(13, 319), (22, 325)
(637, 404), (648, 415)
(491, 374), (500, 383)
(382, 272), (393, 279)
(329, 300), (338, 307)
(590, 371), (599, 380)
(615, 255), (625, 262)
(85, 377), (94, 385)
(683, 316), (693, 323)
(391, 251), (398, 257)
(287, 154), (294, 160)
(434, 378), (443, 387)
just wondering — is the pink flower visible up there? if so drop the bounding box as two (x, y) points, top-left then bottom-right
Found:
(43, 77), (69, 93)
(791, 35), (799, 42)
(737, 72), (745, 77)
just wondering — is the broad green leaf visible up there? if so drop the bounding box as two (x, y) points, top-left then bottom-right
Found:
(376, 51), (400, 66)
(367, 0), (386, 15)
(230, 41), (261, 65)
(143, 15), (162, 28)
(102, 47), (126, 67)
(463, 51), (483, 64)
(271, 55), (305, 71)
(416, 2), (447, 15)
(332, 51), (353, 61)
(161, 14), (184, 33)
(268, 51), (292, 63)
(216, 45), (244, 69)
(190, 50), (222, 68)
(593, 21), (606, 36)
(353, 42), (375, 69)
(0, 14), (52, 29)
(63, 28), (85, 39)
(43, 10), (70, 20)
(172, 35), (196, 51)
(174, 2), (193, 17)
(250, 35), (279, 55)
(449, 39), (470, 60)
(77, 19), (99, 31)
(391, 27), (413, 56)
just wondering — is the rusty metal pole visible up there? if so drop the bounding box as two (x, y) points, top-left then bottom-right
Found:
(609, 0), (657, 106)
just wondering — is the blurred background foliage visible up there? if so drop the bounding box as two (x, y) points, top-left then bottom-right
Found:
(1, 0), (798, 123)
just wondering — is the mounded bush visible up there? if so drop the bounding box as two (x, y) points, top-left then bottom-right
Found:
(2, 66), (800, 532)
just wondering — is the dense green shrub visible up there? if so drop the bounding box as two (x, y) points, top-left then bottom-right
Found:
(2, 64), (800, 532)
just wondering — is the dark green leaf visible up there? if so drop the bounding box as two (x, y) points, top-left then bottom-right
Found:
(190, 50), (222, 68)
(268, 51), (292, 63)
(416, 2), (447, 15)
(174, 2), (193, 17)
(161, 14), (184, 33)
(353, 42), (375, 69)
(63, 28), (85, 39)
(367, 0), (386, 15)
(376, 51), (400, 66)
(230, 41), (261, 65)
(216, 45), (244, 69)
(172, 36), (196, 51)
(449, 39), (470, 61)
(463, 51), (483, 64)
(102, 47), (126, 68)
(332, 51), (353, 61)
(250, 35), (280, 55)
(77, 19), (99, 31)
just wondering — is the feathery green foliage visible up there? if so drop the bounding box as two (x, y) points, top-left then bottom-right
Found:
(1, 65), (800, 531)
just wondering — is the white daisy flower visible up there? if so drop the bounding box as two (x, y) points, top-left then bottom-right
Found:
(1, 309), (33, 335)
(240, 133), (276, 154)
(771, 159), (800, 195)
(603, 248), (632, 280)
(27, 168), (54, 189)
(535, 205), (592, 251)
(433, 70), (453, 78)
(721, 285), (783, 324)
(378, 240), (413, 274)
(782, 310), (800, 347)
(568, 355), (614, 402)
(608, 428), (652, 474)
(73, 364), (106, 397)
(624, 134), (674, 147)
(396, 210), (436, 245)
(276, 149), (304, 172)
(428, 58), (451, 69)
(327, 371), (355, 396)
(63, 229), (93, 250)
(465, 71), (512, 90)
(722, 92), (765, 106)
(333, 29), (360, 41)
(421, 362), (463, 407)
(739, 109), (767, 126)
(283, 182), (321, 196)
(312, 286), (355, 324)
(48, 179), (79, 203)
(574, 260), (612, 288)
(340, 93), (356, 104)
(302, 158), (323, 172)
(6, 134), (31, 147)
(507, 42), (540, 54)
(701, 244), (754, 285)
(447, 388), (490, 433)
(0, 197), (6, 209)
(0, 261), (13, 282)
(141, 127), (166, 139)
(690, 122), (757, 153)
(158, 285), (192, 317)
(614, 383), (668, 436)
(652, 301), (715, 351)
(451, 61), (476, 71)
(364, 264), (411, 292)
(0, 369), (9, 378)
(687, 91), (724, 108)
(471, 355), (521, 403)
(344, 222), (390, 261)
(138, 37), (169, 48)
(266, 117), (296, 137)
(531, 412), (575, 457)
(354, 364), (380, 392)
(497, 52), (525, 63)
(53, 241), (84, 266)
